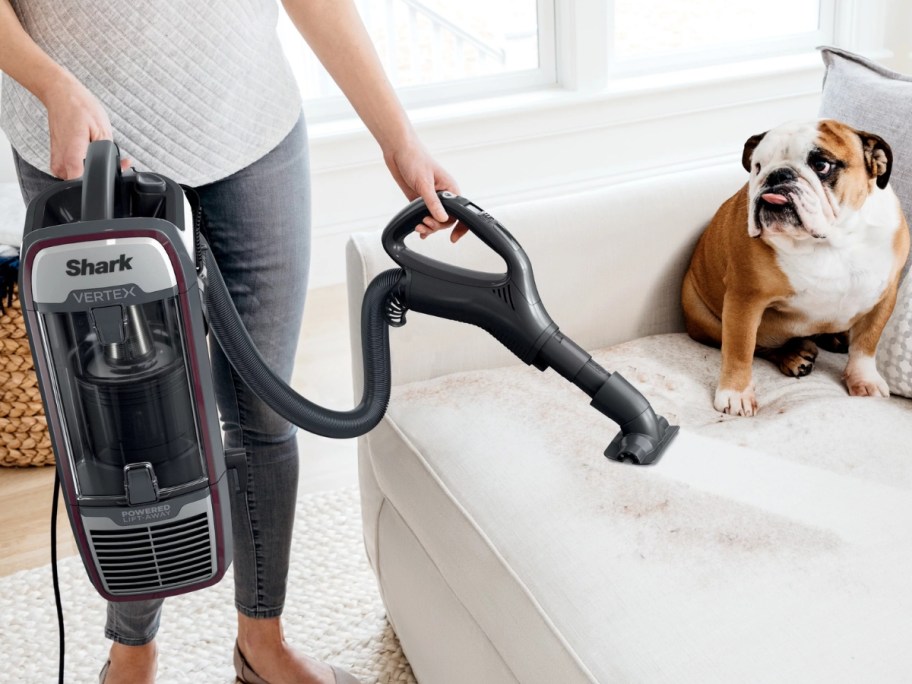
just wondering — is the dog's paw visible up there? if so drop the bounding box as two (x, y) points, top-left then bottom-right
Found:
(844, 357), (890, 398)
(846, 375), (889, 397)
(767, 338), (818, 378)
(714, 384), (758, 416)
(845, 372), (890, 397)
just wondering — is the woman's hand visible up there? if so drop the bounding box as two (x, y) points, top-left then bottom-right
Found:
(43, 75), (129, 179)
(384, 136), (469, 242)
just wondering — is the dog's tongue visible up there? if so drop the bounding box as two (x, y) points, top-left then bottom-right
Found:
(761, 193), (789, 205)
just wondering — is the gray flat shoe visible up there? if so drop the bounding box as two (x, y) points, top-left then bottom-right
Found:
(98, 660), (111, 683)
(234, 642), (361, 684)
(234, 642), (268, 684)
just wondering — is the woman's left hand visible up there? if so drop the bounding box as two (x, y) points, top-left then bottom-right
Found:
(384, 136), (469, 242)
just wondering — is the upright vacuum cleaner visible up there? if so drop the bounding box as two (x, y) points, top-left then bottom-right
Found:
(20, 141), (678, 606)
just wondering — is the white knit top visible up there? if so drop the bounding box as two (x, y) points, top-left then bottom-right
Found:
(1, 0), (303, 186)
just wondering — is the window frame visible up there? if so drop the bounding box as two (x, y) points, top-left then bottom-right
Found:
(290, 0), (884, 127)
(602, 0), (837, 77)
(290, 0), (558, 124)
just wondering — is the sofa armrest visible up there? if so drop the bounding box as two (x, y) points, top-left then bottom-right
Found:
(347, 163), (745, 389)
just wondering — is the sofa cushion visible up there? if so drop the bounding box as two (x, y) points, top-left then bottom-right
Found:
(347, 163), (746, 391)
(879, 271), (912, 399)
(374, 333), (912, 683)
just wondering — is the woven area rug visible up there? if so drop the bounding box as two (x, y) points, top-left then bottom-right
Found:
(0, 487), (416, 683)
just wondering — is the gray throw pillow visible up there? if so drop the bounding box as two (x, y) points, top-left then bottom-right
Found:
(818, 47), (912, 397)
(878, 274), (912, 398)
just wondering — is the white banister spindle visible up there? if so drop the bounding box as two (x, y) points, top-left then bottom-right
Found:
(408, 6), (418, 83)
(432, 22), (442, 76)
(395, 0), (507, 82)
(385, 0), (398, 83)
(457, 37), (466, 76)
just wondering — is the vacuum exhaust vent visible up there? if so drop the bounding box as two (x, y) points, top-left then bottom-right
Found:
(89, 511), (215, 595)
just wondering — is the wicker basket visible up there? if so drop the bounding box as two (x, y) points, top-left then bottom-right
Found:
(1, 281), (54, 467)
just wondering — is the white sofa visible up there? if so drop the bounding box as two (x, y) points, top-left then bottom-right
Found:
(346, 164), (912, 683)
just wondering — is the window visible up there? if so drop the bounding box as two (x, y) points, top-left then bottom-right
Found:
(610, 0), (836, 73)
(278, 0), (555, 120)
(279, 0), (845, 123)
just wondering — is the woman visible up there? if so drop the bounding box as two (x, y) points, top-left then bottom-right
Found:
(0, 1), (462, 682)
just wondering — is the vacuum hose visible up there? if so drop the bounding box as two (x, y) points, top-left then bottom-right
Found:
(201, 238), (404, 439)
(199, 184), (676, 462)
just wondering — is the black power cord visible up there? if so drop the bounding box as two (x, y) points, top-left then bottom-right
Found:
(51, 470), (65, 684)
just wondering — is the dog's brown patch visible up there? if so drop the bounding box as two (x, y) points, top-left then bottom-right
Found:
(818, 120), (894, 208)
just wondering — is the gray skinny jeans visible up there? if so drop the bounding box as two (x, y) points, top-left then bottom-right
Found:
(14, 115), (311, 644)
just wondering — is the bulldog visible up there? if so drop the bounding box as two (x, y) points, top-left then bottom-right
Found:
(682, 119), (909, 416)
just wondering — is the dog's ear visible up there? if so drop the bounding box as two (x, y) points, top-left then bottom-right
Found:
(742, 132), (767, 173)
(857, 130), (893, 189)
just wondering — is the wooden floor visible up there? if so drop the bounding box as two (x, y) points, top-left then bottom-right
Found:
(0, 285), (358, 577)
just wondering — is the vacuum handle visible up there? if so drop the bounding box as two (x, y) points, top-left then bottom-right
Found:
(81, 140), (121, 221)
(382, 192), (534, 290)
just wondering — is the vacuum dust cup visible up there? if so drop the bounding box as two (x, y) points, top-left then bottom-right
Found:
(19, 142), (233, 601)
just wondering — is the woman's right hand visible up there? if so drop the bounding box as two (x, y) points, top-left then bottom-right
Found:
(42, 75), (128, 179)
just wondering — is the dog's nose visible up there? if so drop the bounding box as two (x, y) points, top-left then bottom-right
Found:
(765, 167), (797, 187)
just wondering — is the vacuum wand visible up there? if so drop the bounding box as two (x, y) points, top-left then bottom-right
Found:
(382, 191), (678, 465)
